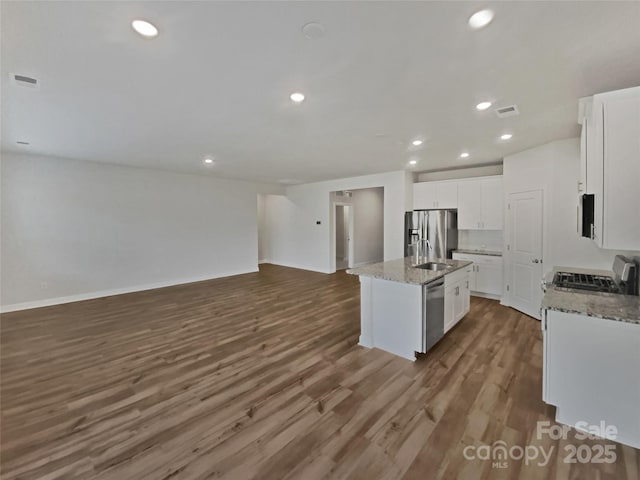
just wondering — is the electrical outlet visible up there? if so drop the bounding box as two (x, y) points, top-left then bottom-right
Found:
(40, 281), (48, 290)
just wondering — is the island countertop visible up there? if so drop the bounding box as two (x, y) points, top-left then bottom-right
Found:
(542, 266), (640, 325)
(346, 257), (473, 286)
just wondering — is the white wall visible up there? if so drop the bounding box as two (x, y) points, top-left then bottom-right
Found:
(330, 188), (384, 266)
(502, 138), (639, 299)
(417, 164), (503, 182)
(458, 230), (503, 252)
(260, 171), (411, 273)
(335, 205), (346, 259)
(1, 153), (281, 311)
(257, 194), (268, 263)
(352, 188), (384, 265)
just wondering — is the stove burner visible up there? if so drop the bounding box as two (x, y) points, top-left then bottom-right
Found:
(553, 272), (621, 294)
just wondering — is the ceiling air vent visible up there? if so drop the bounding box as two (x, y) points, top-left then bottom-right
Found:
(495, 105), (519, 118)
(12, 74), (39, 89)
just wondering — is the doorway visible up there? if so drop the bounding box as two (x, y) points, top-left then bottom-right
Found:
(506, 189), (544, 319)
(335, 204), (353, 270)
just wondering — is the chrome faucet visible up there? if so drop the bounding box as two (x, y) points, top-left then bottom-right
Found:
(413, 239), (433, 263)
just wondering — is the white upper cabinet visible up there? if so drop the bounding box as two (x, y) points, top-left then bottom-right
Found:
(581, 86), (640, 250)
(413, 181), (458, 209)
(600, 88), (640, 250)
(457, 181), (482, 229)
(457, 176), (503, 230)
(480, 178), (503, 230)
(436, 182), (458, 209)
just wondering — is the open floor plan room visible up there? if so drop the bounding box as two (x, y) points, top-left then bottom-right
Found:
(2, 265), (637, 480)
(2, 1), (640, 479)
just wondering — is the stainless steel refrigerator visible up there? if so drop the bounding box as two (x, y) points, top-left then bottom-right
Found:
(404, 210), (458, 259)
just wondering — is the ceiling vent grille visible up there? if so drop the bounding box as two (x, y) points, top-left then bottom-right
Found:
(495, 105), (519, 118)
(12, 74), (39, 89)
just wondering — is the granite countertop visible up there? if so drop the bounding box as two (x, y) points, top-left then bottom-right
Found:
(542, 266), (640, 325)
(453, 249), (502, 257)
(346, 257), (473, 286)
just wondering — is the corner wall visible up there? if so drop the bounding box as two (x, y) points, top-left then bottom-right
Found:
(260, 171), (411, 273)
(1, 153), (280, 312)
(502, 138), (640, 303)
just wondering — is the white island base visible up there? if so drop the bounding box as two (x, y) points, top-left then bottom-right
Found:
(358, 276), (423, 361)
(355, 261), (472, 361)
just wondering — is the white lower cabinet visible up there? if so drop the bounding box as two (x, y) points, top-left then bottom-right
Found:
(452, 253), (503, 297)
(444, 265), (471, 333)
(542, 309), (640, 449)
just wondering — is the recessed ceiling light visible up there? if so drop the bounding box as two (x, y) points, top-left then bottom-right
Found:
(290, 92), (305, 103)
(468, 9), (494, 29)
(500, 133), (513, 140)
(203, 158), (214, 165)
(132, 19), (159, 38)
(476, 101), (492, 111)
(460, 152), (470, 158)
(409, 159), (418, 165)
(302, 22), (326, 40)
(412, 140), (423, 146)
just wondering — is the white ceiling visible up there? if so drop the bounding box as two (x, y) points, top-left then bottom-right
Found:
(2, 1), (639, 184)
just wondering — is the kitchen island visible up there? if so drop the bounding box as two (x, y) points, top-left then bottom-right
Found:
(542, 266), (640, 449)
(347, 257), (473, 361)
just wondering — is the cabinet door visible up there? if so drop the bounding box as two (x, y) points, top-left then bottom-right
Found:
(437, 182), (458, 209)
(578, 122), (587, 193)
(602, 92), (640, 250)
(413, 182), (438, 210)
(475, 263), (503, 296)
(453, 281), (466, 322)
(444, 285), (456, 333)
(457, 181), (482, 229)
(481, 178), (503, 230)
(586, 101), (603, 196)
(462, 273), (471, 317)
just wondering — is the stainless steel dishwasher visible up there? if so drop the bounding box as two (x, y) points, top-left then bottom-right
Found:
(422, 278), (445, 352)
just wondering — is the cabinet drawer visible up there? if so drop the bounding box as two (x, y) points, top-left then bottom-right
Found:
(444, 267), (469, 288)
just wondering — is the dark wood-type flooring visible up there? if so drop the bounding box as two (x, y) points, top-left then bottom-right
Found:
(1, 264), (638, 479)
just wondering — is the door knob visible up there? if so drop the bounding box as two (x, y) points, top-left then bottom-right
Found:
(532, 259), (540, 263)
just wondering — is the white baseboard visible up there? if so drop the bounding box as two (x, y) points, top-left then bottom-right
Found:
(0, 268), (259, 313)
(471, 291), (502, 301)
(261, 261), (333, 274)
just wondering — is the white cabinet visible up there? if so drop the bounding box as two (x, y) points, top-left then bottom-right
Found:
(457, 181), (482, 229)
(579, 87), (640, 250)
(444, 265), (471, 333)
(542, 309), (640, 449)
(457, 176), (503, 230)
(452, 253), (503, 297)
(413, 181), (458, 209)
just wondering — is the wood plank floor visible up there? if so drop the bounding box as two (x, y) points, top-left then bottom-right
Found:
(1, 264), (638, 480)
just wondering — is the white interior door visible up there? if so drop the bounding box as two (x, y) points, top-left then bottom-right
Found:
(345, 205), (354, 268)
(507, 190), (543, 319)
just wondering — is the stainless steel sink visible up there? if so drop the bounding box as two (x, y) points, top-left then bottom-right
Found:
(415, 262), (452, 271)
